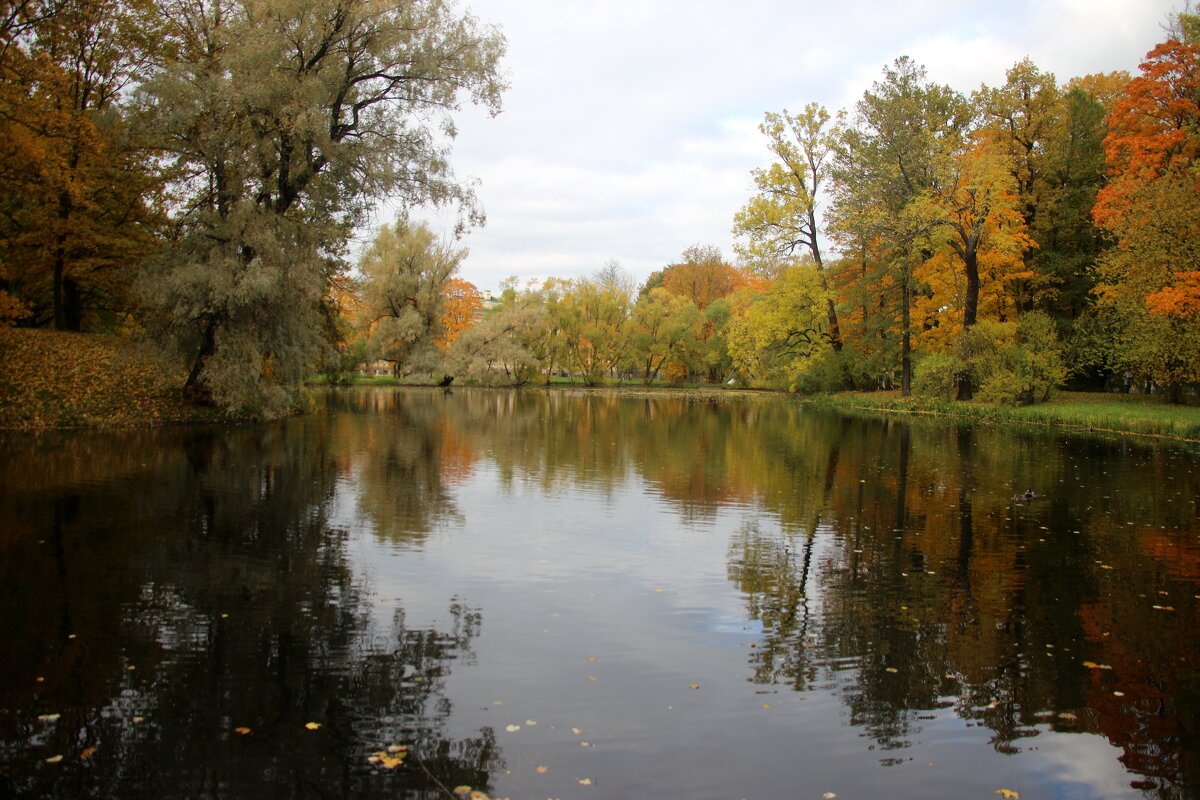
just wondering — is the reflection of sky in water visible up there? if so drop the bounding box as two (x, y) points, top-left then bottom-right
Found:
(337, 443), (1149, 800)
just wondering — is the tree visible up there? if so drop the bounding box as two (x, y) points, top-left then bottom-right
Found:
(628, 287), (701, 384)
(551, 265), (633, 385)
(437, 277), (482, 348)
(139, 0), (505, 413)
(734, 104), (843, 352)
(726, 263), (831, 390)
(1092, 26), (1200, 400)
(0, 0), (160, 331)
(829, 57), (969, 395)
(659, 244), (741, 310)
(359, 220), (466, 376)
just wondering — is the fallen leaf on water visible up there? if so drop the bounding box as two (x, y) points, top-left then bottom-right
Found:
(578, 778), (592, 786)
(1152, 605), (1176, 611)
(571, 727), (583, 735)
(505, 724), (521, 732)
(824, 793), (838, 799)
(453, 786), (472, 796)
(536, 765), (548, 774)
(1113, 691), (1125, 697)
(234, 726), (252, 735)
(45, 755), (63, 764)
(386, 744), (407, 754)
(375, 753), (404, 770)
(305, 722), (321, 730)
(1057, 712), (1078, 721)
(80, 746), (98, 760)
(580, 741), (591, 748)
(1082, 662), (1112, 670)
(132, 716), (144, 724)
(885, 667), (898, 673)
(587, 656), (597, 662)
(995, 790), (1020, 799)
(469, 791), (489, 800)
(587, 675), (597, 682)
(688, 683), (700, 690)
(762, 704), (771, 710)
(525, 720), (538, 726)
(37, 714), (60, 723)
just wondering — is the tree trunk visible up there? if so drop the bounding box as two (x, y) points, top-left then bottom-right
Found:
(901, 273), (912, 396)
(956, 246), (980, 401)
(185, 319), (218, 404)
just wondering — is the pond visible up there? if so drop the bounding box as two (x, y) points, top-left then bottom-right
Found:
(1, 388), (1198, 800)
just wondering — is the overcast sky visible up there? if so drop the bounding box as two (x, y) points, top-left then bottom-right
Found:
(398, 0), (1179, 294)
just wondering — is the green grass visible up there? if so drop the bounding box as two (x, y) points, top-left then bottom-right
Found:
(804, 390), (1200, 441)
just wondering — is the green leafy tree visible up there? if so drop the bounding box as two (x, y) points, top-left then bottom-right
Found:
(359, 219), (465, 378)
(139, 0), (504, 413)
(628, 287), (701, 384)
(829, 57), (968, 395)
(726, 263), (831, 390)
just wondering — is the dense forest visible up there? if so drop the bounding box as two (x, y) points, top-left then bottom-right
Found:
(2, 1), (1198, 415)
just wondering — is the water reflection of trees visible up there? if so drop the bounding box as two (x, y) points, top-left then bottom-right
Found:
(722, 414), (1200, 799)
(0, 421), (499, 799)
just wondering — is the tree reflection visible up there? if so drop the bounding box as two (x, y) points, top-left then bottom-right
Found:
(0, 421), (499, 799)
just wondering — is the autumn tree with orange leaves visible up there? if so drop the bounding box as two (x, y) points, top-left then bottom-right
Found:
(437, 277), (482, 348)
(1093, 22), (1200, 400)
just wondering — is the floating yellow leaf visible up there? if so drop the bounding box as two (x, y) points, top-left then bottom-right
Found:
(45, 755), (63, 764)
(824, 793), (838, 799)
(132, 716), (144, 724)
(525, 720), (538, 726)
(127, 665), (137, 671)
(587, 655), (597, 662)
(371, 750), (406, 770)
(304, 722), (321, 730)
(453, 786), (472, 796)
(386, 744), (407, 754)
(578, 778), (592, 786)
(234, 726), (252, 735)
(580, 741), (591, 748)
(536, 766), (548, 774)
(505, 724), (521, 732)
(885, 667), (898, 673)
(1082, 662), (1112, 670)
(688, 683), (700, 690)
(587, 675), (597, 682)
(996, 790), (1020, 799)
(80, 746), (98, 760)
(469, 791), (489, 800)
(37, 714), (60, 723)
(762, 703), (771, 710)
(1153, 605), (1176, 611)
(571, 727), (583, 735)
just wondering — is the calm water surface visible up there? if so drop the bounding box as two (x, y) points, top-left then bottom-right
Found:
(1, 388), (1198, 800)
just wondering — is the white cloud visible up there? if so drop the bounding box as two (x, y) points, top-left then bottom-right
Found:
(395, 0), (1178, 292)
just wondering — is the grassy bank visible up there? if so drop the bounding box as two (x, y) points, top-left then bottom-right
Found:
(0, 327), (227, 430)
(804, 390), (1200, 441)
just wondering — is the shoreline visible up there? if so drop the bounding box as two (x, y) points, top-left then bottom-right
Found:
(4, 329), (1198, 441)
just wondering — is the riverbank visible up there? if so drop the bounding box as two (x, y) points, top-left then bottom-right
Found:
(6, 328), (1198, 440)
(805, 390), (1200, 441)
(0, 327), (227, 430)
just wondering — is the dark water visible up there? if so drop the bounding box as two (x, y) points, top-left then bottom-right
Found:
(1, 388), (1198, 800)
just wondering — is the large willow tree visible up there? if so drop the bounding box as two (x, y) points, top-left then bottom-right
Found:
(141, 0), (504, 413)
